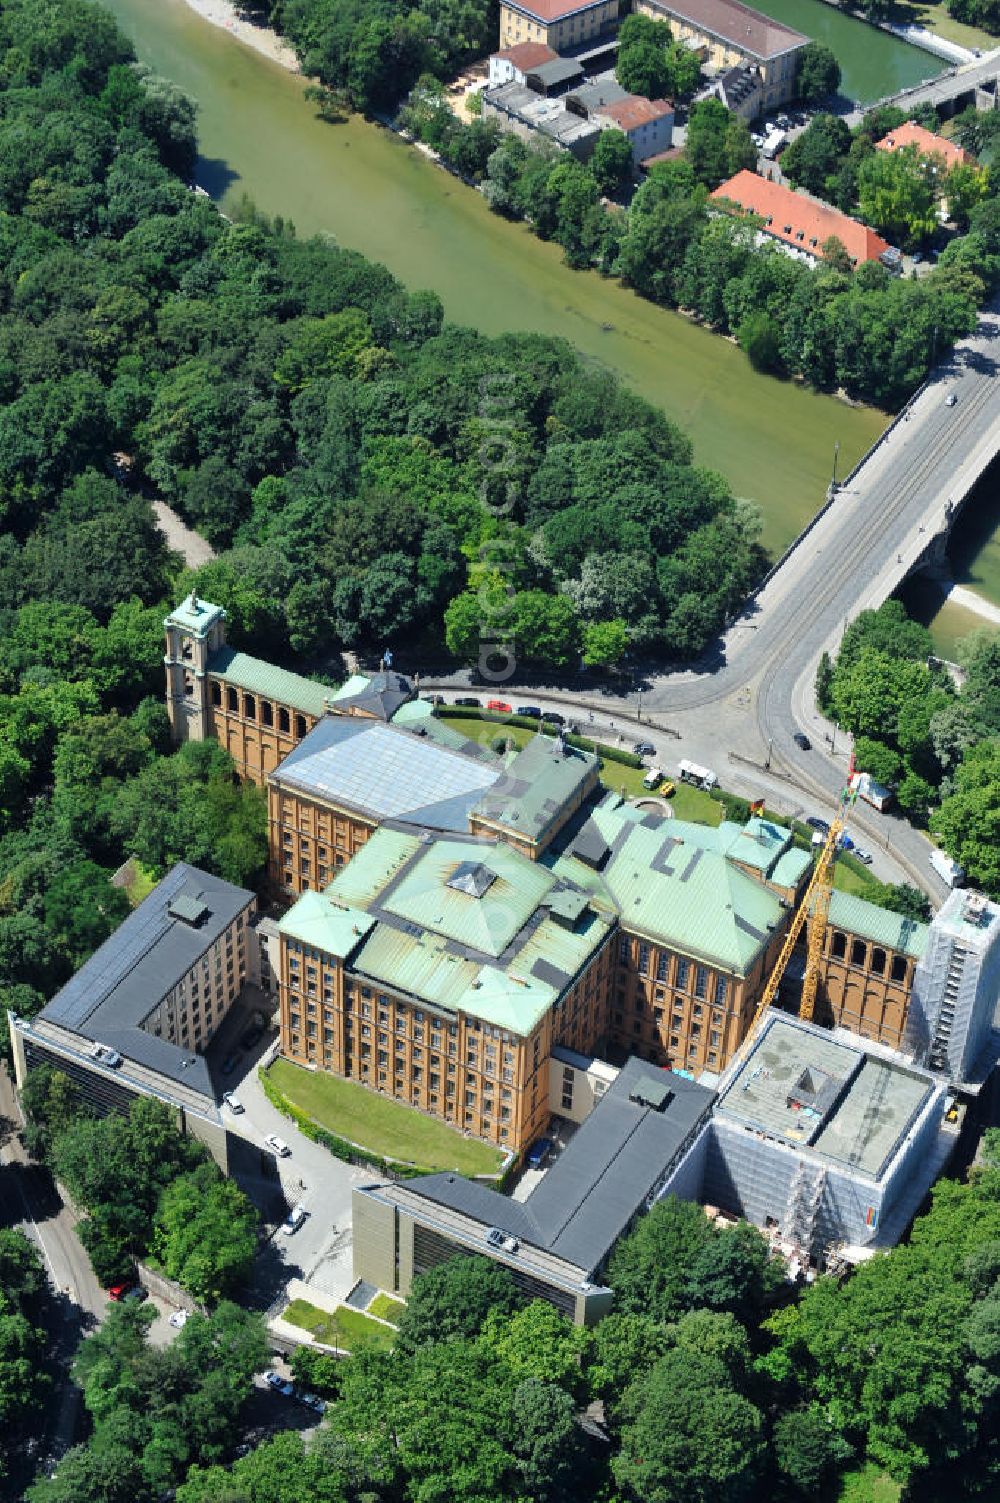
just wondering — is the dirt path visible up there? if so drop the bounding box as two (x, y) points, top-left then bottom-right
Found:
(151, 499), (217, 569)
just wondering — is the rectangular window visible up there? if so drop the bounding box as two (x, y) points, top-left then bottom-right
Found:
(695, 966), (708, 999)
(716, 976), (728, 1006)
(638, 942), (650, 975)
(676, 957), (689, 989)
(656, 952), (668, 982)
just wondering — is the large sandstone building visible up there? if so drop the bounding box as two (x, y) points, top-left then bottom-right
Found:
(161, 594), (950, 1156)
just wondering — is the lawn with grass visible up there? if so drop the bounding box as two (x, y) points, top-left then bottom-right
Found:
(832, 852), (878, 896)
(125, 860), (157, 907)
(368, 1292), (405, 1325)
(284, 1297), (395, 1351)
(892, 0), (997, 51)
(268, 1058), (505, 1176)
(836, 1464), (903, 1503)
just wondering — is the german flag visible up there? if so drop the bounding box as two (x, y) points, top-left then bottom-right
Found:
(749, 798), (765, 817)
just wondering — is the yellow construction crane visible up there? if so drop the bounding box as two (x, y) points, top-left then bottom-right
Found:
(746, 786), (857, 1037)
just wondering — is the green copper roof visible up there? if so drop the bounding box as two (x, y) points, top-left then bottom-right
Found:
(317, 825), (613, 1035)
(278, 890), (375, 959)
(329, 674), (371, 701)
(555, 802), (785, 974)
(769, 847), (813, 888)
(353, 926), (556, 1035)
(165, 593), (226, 637)
(471, 736), (599, 844)
(719, 816), (793, 874)
(327, 829), (422, 908)
(383, 839), (555, 957)
(207, 645), (333, 718)
(827, 891), (929, 959)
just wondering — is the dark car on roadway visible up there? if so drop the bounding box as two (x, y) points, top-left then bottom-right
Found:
(806, 816), (830, 834)
(221, 1052), (240, 1076)
(526, 1136), (553, 1168)
(634, 741), (656, 757)
(455, 696), (480, 708)
(542, 711), (566, 726)
(239, 1024), (263, 1051)
(793, 732), (811, 751)
(516, 706), (542, 718)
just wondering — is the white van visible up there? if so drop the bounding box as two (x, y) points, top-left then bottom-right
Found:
(678, 758), (718, 791)
(282, 1203), (307, 1235)
(642, 766), (665, 790)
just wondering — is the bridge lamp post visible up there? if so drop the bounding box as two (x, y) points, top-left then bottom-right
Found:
(832, 440), (840, 489)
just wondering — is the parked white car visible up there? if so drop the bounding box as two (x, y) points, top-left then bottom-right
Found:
(266, 1133), (291, 1158)
(222, 1092), (244, 1114)
(169, 1309), (189, 1329)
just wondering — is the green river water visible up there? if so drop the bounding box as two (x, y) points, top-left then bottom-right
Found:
(102, 0), (999, 648)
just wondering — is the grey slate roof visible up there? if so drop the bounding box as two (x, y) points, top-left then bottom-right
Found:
(331, 672), (414, 721)
(39, 863), (253, 1100)
(412, 1057), (715, 1275)
(273, 716), (502, 831)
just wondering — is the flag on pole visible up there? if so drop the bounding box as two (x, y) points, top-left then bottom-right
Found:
(750, 798), (765, 817)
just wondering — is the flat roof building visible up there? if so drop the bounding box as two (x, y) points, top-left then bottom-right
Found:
(712, 170), (892, 266)
(352, 1055), (715, 1322)
(700, 1013), (955, 1260)
(903, 888), (1000, 1086)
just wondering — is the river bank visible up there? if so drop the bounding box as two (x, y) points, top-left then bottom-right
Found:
(180, 0), (299, 69)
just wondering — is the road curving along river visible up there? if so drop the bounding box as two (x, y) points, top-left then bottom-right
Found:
(103, 0), (889, 557)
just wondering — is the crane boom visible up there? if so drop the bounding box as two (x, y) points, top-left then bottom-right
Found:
(741, 788), (856, 1047)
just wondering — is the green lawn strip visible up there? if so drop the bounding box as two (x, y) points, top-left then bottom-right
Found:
(367, 1292), (405, 1325)
(125, 860), (158, 907)
(836, 1463), (903, 1503)
(832, 852), (876, 895)
(284, 1298), (395, 1351)
(268, 1058), (504, 1176)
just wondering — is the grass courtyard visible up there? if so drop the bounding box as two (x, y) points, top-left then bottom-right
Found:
(268, 1058), (506, 1177)
(284, 1298), (395, 1352)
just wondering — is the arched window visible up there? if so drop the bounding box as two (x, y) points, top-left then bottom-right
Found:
(243, 694), (256, 721)
(260, 700), (273, 727)
(851, 939), (867, 967)
(871, 947), (886, 976)
(181, 639), (193, 661)
(278, 707), (290, 733)
(211, 681), (222, 707)
(227, 686), (238, 712)
(831, 931), (846, 960)
(183, 673), (194, 696)
(891, 955), (907, 983)
(295, 714), (307, 739)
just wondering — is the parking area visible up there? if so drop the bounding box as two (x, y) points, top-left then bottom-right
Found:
(217, 1043), (370, 1312)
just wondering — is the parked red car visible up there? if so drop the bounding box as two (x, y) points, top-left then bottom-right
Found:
(486, 699), (512, 714)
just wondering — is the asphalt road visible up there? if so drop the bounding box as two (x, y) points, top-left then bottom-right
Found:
(0, 1066), (106, 1481)
(423, 298), (1000, 902)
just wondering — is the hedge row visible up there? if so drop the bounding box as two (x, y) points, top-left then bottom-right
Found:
(435, 705), (643, 768)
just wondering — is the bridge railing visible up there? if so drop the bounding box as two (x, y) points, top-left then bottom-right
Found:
(745, 374), (930, 605)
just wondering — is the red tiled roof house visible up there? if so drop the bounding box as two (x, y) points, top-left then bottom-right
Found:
(710, 170), (892, 267)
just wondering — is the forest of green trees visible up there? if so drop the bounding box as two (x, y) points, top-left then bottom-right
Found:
(19, 1143), (1000, 1503)
(818, 600), (1000, 895)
